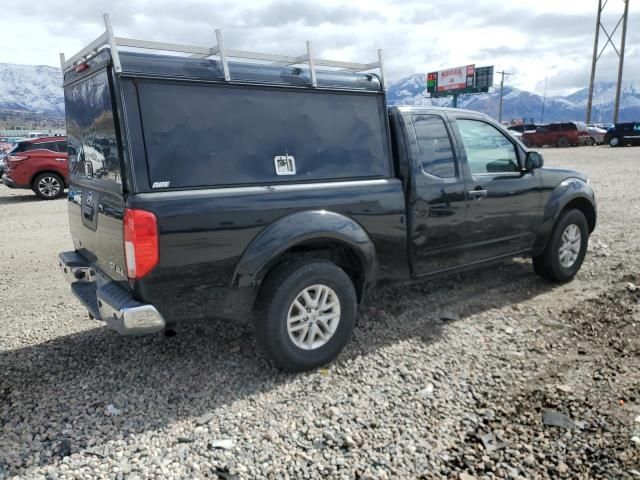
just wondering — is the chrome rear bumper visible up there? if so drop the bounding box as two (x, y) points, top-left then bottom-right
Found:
(59, 251), (166, 335)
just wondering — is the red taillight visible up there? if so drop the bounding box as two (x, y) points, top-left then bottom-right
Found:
(123, 208), (158, 279)
(75, 63), (90, 73)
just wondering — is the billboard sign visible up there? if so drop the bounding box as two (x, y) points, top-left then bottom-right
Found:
(426, 65), (493, 97)
(474, 66), (494, 91)
(427, 72), (437, 90)
(437, 65), (475, 92)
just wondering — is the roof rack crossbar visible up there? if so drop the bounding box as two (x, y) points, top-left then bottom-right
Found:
(215, 29), (231, 82)
(306, 41), (317, 87)
(104, 14), (121, 73)
(59, 13), (386, 89)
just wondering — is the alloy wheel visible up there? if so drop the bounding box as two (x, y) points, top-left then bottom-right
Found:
(37, 176), (61, 198)
(558, 224), (581, 268)
(287, 284), (341, 350)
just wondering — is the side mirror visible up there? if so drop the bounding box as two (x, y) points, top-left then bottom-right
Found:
(525, 151), (544, 170)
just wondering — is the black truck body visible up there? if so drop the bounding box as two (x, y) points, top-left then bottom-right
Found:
(59, 48), (596, 370)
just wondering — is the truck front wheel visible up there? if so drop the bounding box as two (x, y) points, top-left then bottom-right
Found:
(533, 209), (589, 282)
(255, 258), (357, 371)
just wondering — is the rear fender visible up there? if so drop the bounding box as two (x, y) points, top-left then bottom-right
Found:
(222, 210), (376, 322)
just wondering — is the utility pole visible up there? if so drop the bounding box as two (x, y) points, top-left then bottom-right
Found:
(497, 70), (511, 123)
(586, 0), (631, 124)
(541, 76), (549, 123)
(614, 0), (630, 123)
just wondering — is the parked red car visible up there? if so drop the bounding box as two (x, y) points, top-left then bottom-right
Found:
(1, 136), (69, 199)
(521, 122), (591, 148)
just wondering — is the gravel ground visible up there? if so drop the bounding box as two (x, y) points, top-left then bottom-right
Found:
(1, 146), (639, 479)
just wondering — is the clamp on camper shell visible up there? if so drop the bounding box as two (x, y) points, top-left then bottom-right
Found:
(59, 13), (386, 88)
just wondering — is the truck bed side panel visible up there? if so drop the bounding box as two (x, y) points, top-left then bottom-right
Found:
(127, 179), (407, 322)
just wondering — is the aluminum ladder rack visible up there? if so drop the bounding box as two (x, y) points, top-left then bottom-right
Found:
(60, 13), (386, 88)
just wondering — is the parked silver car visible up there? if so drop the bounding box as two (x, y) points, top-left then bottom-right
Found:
(587, 124), (607, 145)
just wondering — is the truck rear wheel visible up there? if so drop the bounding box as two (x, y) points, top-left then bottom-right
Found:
(255, 258), (357, 371)
(532, 209), (589, 282)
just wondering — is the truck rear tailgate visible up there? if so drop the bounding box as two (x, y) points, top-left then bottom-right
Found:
(64, 66), (128, 284)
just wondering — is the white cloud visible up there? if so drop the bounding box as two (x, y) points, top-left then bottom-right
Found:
(0, 0), (637, 96)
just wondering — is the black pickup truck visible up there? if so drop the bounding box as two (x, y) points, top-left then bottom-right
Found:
(59, 48), (596, 371)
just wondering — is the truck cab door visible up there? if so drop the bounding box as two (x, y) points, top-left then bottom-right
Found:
(447, 113), (541, 262)
(402, 112), (469, 276)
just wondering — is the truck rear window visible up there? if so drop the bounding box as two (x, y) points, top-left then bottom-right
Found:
(64, 70), (122, 187)
(136, 81), (391, 188)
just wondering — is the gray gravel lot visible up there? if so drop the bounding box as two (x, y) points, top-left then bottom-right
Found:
(1, 146), (639, 479)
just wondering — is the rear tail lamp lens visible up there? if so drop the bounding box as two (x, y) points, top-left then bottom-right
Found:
(123, 208), (159, 279)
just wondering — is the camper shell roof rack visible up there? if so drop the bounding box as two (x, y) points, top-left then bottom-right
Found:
(59, 13), (386, 89)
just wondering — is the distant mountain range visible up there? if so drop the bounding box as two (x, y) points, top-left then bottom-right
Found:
(0, 63), (63, 120)
(1, 62), (639, 125)
(387, 74), (640, 123)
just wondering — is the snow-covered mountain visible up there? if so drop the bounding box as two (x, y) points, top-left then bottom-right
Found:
(387, 75), (640, 123)
(0, 63), (64, 117)
(564, 80), (640, 123)
(0, 62), (638, 124)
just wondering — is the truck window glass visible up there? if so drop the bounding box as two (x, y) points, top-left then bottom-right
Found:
(136, 81), (390, 188)
(457, 119), (519, 175)
(64, 70), (122, 186)
(411, 115), (456, 178)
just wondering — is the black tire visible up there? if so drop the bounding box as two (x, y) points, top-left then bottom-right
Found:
(32, 172), (65, 200)
(532, 209), (589, 282)
(609, 136), (621, 147)
(255, 258), (357, 372)
(556, 137), (569, 148)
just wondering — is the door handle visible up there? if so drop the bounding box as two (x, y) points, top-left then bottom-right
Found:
(468, 189), (488, 200)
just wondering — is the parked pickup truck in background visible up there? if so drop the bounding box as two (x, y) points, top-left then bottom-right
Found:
(58, 46), (597, 371)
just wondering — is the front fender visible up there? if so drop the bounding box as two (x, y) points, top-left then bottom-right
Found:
(533, 178), (596, 254)
(222, 210), (376, 321)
